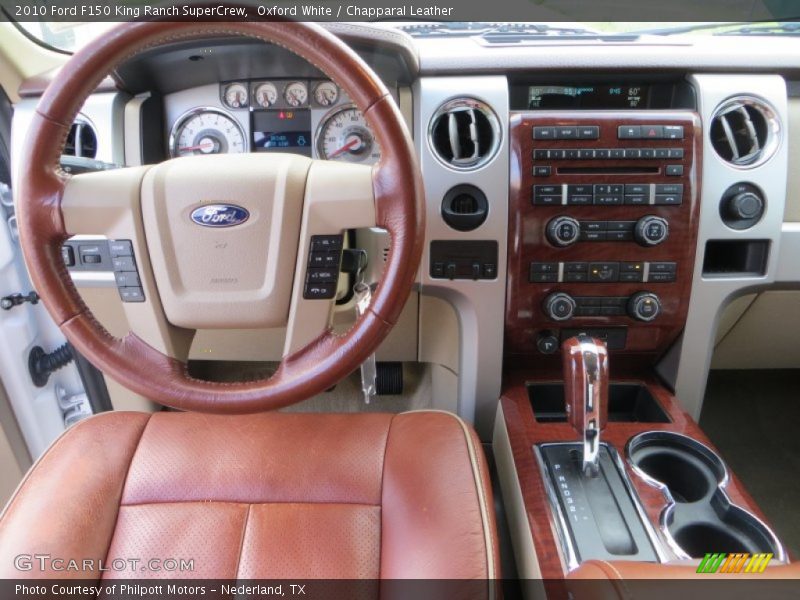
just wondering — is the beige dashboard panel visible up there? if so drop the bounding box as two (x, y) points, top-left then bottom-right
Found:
(712, 291), (800, 369)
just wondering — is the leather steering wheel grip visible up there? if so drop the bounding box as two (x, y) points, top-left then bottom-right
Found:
(16, 21), (425, 413)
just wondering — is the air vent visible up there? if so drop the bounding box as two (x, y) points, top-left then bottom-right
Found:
(63, 118), (98, 159)
(709, 97), (779, 168)
(429, 98), (501, 170)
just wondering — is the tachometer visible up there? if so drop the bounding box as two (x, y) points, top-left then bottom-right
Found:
(316, 105), (380, 164)
(168, 108), (247, 158)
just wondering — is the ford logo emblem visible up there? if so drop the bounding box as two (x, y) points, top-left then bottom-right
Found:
(190, 204), (250, 228)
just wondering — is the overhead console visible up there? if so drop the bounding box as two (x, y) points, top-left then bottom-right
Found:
(505, 80), (701, 358)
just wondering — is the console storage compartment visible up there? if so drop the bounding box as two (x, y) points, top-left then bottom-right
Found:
(529, 382), (670, 424)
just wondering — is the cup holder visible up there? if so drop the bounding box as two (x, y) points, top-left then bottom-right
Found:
(627, 431), (725, 503)
(627, 431), (784, 560)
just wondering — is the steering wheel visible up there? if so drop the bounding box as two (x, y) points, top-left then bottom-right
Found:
(16, 22), (424, 413)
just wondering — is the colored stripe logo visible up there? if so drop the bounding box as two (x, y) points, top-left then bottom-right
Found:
(697, 553), (773, 574)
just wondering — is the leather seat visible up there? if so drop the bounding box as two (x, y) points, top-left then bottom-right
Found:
(0, 410), (498, 581)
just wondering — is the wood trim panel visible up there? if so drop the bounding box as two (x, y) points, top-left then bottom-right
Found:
(505, 111), (703, 359)
(500, 369), (773, 580)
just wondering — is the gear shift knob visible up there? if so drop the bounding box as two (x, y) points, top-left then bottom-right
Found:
(562, 334), (609, 477)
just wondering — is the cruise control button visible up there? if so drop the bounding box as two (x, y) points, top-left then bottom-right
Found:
(119, 287), (145, 303)
(303, 283), (337, 299)
(114, 272), (141, 287)
(112, 256), (136, 271)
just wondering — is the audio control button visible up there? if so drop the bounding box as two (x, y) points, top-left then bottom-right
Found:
(546, 216), (581, 247)
(544, 293), (577, 321)
(634, 216), (669, 246)
(628, 292), (662, 322)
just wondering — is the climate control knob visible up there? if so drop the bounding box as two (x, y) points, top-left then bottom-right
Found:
(627, 292), (662, 322)
(634, 216), (669, 247)
(543, 292), (577, 321)
(546, 216), (581, 247)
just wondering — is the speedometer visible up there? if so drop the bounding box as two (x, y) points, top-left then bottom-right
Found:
(168, 108), (247, 158)
(316, 105), (381, 164)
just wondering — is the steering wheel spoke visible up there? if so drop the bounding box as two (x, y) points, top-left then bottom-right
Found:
(284, 160), (376, 355)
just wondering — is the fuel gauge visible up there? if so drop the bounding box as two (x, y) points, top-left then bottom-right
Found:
(222, 82), (248, 109)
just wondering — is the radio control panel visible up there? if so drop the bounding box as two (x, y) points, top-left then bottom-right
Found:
(505, 111), (702, 357)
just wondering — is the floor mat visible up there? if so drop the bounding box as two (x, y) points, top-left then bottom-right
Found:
(700, 369), (800, 559)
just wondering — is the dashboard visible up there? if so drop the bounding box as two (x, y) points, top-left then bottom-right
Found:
(8, 27), (800, 440)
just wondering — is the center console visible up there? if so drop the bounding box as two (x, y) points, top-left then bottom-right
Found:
(496, 81), (791, 585)
(506, 109), (702, 357)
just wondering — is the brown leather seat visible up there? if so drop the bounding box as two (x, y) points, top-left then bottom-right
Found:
(0, 410), (498, 581)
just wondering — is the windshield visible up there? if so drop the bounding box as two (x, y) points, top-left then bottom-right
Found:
(16, 21), (800, 53)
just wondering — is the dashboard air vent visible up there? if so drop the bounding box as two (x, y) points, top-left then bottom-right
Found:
(709, 97), (779, 168)
(63, 118), (98, 159)
(429, 98), (501, 170)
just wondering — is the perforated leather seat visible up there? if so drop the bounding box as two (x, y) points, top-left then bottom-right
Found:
(0, 410), (498, 581)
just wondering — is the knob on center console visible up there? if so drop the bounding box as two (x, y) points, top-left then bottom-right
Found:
(546, 216), (581, 247)
(544, 292), (576, 321)
(634, 216), (669, 247)
(628, 292), (661, 322)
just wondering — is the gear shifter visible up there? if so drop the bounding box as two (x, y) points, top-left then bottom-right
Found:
(562, 334), (609, 477)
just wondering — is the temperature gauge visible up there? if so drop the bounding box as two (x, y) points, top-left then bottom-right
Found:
(283, 81), (308, 107)
(221, 82), (248, 109)
(313, 81), (339, 107)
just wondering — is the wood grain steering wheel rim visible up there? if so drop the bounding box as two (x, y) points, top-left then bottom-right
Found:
(16, 21), (424, 413)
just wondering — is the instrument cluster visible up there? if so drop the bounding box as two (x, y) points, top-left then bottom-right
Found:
(167, 79), (380, 164)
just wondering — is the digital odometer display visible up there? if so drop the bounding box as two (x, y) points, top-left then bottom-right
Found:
(528, 85), (648, 110)
(252, 109), (312, 156)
